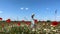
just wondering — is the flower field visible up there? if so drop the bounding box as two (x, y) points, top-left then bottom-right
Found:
(0, 21), (60, 34)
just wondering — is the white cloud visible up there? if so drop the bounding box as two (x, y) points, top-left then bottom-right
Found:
(20, 7), (29, 10)
(25, 8), (28, 10)
(20, 8), (24, 10)
(0, 11), (3, 13)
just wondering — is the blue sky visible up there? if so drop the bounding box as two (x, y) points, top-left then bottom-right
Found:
(0, 0), (60, 21)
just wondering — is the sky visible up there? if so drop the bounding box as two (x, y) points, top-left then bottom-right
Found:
(0, 0), (60, 21)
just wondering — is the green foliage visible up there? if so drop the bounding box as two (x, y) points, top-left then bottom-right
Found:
(47, 20), (51, 22)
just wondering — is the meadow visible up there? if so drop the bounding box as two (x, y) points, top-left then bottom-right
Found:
(0, 21), (60, 34)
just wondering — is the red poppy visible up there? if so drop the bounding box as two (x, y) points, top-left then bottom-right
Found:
(25, 21), (31, 25)
(6, 19), (11, 23)
(58, 22), (60, 24)
(22, 20), (25, 22)
(17, 22), (20, 26)
(42, 21), (45, 22)
(0, 18), (2, 21)
(34, 19), (38, 24)
(51, 21), (58, 26)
